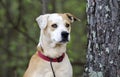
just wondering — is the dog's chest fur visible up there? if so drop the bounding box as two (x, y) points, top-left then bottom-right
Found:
(24, 53), (72, 77)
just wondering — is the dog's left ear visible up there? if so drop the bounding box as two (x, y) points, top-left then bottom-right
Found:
(36, 14), (50, 30)
(64, 13), (80, 23)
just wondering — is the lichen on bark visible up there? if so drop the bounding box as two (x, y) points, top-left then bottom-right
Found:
(84, 0), (120, 77)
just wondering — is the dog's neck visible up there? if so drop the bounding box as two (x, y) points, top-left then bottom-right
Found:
(37, 31), (67, 58)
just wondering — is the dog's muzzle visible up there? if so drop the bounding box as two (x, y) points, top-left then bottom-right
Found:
(61, 31), (69, 43)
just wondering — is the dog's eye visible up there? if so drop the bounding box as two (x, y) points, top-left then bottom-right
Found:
(51, 24), (57, 28)
(65, 23), (70, 28)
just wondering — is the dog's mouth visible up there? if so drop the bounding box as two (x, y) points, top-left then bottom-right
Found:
(56, 39), (69, 45)
(52, 39), (69, 46)
(60, 38), (69, 43)
(56, 41), (69, 46)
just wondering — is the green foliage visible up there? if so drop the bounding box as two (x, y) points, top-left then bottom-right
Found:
(0, 0), (86, 77)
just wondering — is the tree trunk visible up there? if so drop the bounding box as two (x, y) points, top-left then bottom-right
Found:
(41, 0), (48, 14)
(51, 0), (56, 12)
(84, 0), (120, 77)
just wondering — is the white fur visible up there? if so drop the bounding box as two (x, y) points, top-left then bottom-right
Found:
(36, 14), (50, 29)
(37, 14), (70, 45)
(36, 14), (71, 58)
(24, 13), (79, 77)
(30, 13), (73, 77)
(48, 14), (70, 43)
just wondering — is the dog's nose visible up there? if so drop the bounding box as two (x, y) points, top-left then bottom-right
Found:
(61, 31), (69, 38)
(61, 31), (69, 42)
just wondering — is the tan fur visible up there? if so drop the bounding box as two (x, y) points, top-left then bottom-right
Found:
(23, 13), (80, 77)
(47, 14), (71, 32)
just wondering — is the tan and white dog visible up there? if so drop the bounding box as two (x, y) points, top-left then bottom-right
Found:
(23, 13), (80, 77)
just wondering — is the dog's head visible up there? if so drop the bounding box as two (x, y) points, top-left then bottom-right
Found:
(36, 13), (80, 46)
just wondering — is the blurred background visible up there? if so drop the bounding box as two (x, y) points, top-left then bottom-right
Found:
(0, 0), (87, 77)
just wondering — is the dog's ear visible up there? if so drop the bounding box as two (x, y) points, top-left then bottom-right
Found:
(64, 13), (80, 23)
(36, 14), (50, 29)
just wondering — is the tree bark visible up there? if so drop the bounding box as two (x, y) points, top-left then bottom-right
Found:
(84, 0), (120, 77)
(41, 0), (48, 14)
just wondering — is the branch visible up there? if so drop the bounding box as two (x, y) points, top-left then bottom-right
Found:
(16, 0), (23, 26)
(2, 0), (37, 45)
(0, 0), (6, 8)
(5, 0), (16, 26)
(13, 27), (37, 45)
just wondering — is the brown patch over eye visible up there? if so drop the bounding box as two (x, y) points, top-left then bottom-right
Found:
(65, 23), (70, 28)
(51, 24), (57, 28)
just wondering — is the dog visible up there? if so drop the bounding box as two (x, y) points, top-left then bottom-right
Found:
(23, 13), (80, 77)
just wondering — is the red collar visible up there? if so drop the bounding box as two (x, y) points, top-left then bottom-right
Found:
(38, 51), (65, 62)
